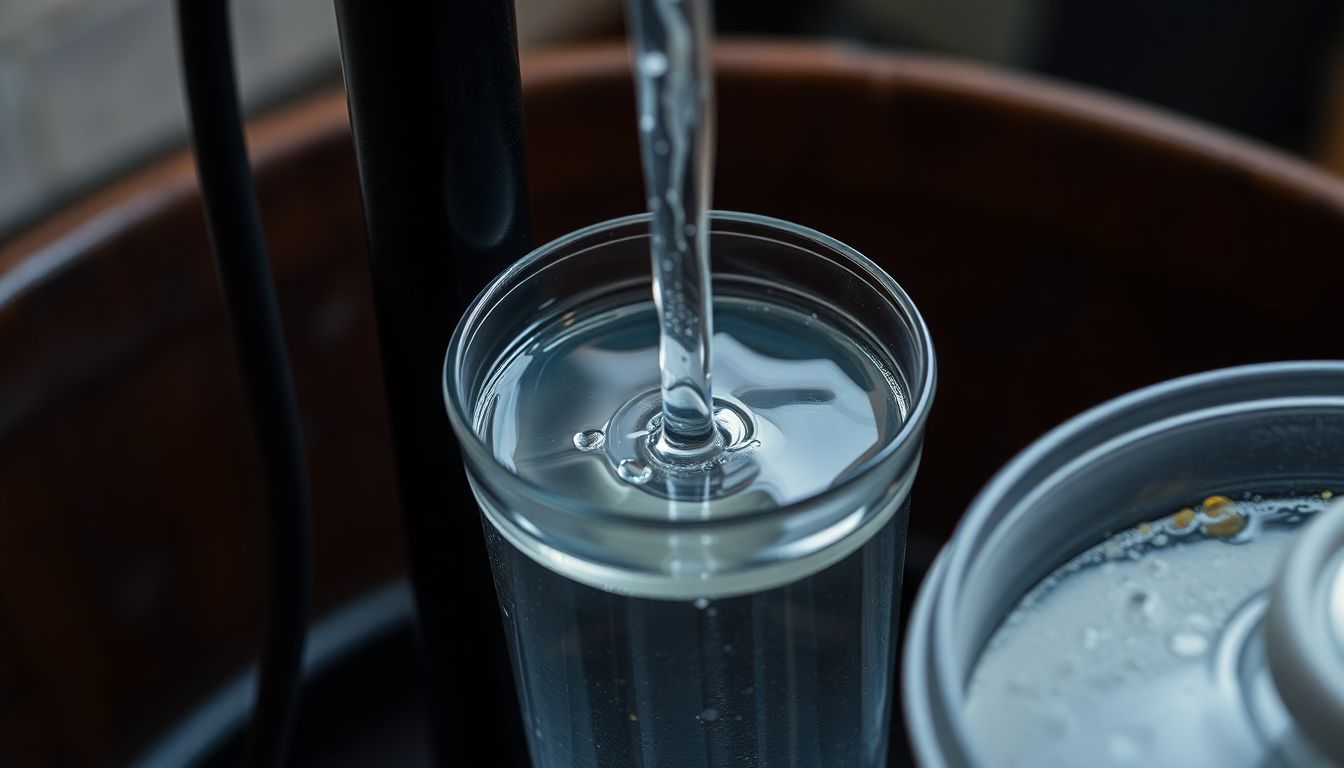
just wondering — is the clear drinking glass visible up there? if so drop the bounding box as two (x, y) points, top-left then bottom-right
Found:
(444, 212), (935, 768)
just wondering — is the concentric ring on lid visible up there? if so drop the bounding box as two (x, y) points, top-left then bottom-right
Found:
(1265, 499), (1344, 764)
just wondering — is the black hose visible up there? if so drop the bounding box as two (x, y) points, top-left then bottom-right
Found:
(332, 2), (532, 764)
(174, 2), (313, 766)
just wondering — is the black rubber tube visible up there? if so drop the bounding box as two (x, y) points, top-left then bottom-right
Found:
(332, 1), (532, 764)
(174, 2), (313, 766)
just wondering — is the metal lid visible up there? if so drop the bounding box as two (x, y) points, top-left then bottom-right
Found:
(1266, 499), (1344, 764)
(903, 361), (1344, 768)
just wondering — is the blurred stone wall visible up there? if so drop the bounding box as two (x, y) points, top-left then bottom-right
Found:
(0, 0), (620, 238)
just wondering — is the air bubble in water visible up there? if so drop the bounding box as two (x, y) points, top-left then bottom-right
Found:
(639, 52), (669, 78)
(1167, 629), (1209, 657)
(573, 429), (606, 451)
(699, 707), (719, 722)
(693, 597), (709, 610)
(1125, 590), (1164, 627)
(618, 459), (652, 484)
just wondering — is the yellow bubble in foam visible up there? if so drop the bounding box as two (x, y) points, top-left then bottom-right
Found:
(1203, 513), (1246, 538)
(1199, 495), (1245, 538)
(1173, 508), (1197, 530)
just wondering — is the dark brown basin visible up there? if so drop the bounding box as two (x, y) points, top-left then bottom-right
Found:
(3, 40), (1343, 766)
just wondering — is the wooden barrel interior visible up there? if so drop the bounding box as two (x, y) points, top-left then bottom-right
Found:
(2, 41), (1343, 765)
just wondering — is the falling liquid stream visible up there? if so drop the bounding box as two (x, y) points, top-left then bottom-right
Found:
(626, 0), (718, 460)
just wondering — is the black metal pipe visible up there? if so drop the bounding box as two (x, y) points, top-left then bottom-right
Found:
(331, 2), (532, 764)
(174, 2), (314, 766)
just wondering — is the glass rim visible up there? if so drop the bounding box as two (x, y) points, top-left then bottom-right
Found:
(442, 209), (937, 529)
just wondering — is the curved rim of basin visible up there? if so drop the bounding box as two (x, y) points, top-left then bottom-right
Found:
(6, 39), (1344, 301)
(530, 41), (1344, 205)
(3, 36), (1344, 766)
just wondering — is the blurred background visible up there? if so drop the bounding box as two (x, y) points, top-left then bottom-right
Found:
(4, 0), (1344, 239)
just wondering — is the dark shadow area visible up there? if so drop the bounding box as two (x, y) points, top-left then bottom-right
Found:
(716, 0), (1344, 155)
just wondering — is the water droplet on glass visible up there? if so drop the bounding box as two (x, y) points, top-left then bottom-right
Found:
(693, 597), (709, 610)
(639, 114), (655, 133)
(573, 429), (605, 451)
(699, 707), (719, 722)
(617, 459), (652, 484)
(1167, 629), (1209, 657)
(638, 52), (669, 78)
